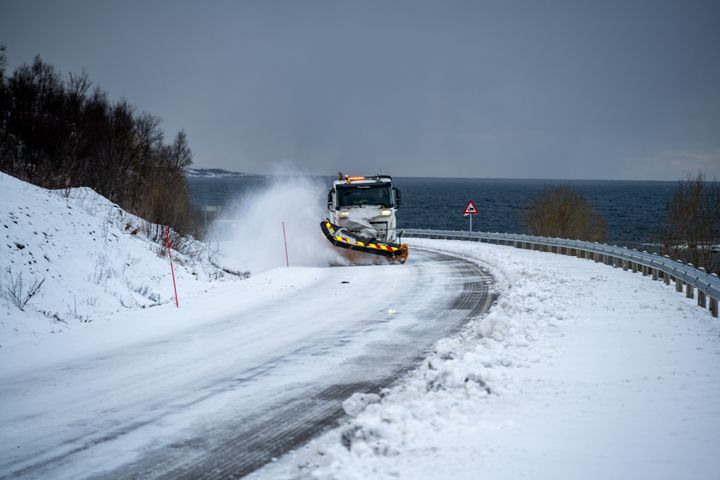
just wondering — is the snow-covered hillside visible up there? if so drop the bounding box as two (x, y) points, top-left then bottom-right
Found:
(0, 172), (231, 347)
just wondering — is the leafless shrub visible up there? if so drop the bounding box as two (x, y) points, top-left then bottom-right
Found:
(661, 173), (720, 274)
(524, 186), (607, 241)
(39, 309), (66, 324)
(89, 255), (116, 285)
(1, 267), (45, 311)
(66, 294), (90, 322)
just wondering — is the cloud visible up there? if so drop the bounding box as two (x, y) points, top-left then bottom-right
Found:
(665, 150), (720, 179)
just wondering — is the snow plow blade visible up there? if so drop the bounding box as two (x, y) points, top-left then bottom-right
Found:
(321, 219), (409, 264)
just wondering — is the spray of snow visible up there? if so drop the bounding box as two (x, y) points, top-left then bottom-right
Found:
(213, 174), (343, 274)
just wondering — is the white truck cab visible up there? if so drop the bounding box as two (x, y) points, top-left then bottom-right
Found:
(327, 174), (402, 243)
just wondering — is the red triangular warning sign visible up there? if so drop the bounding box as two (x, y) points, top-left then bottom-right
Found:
(464, 200), (478, 215)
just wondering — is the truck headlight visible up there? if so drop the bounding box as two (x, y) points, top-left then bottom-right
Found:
(339, 210), (350, 218)
(380, 209), (392, 216)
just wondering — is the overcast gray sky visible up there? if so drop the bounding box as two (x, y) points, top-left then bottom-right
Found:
(2, 0), (719, 180)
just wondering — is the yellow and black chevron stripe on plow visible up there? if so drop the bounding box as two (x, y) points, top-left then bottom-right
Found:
(320, 219), (407, 260)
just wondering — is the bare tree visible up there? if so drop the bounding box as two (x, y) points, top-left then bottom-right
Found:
(0, 50), (199, 236)
(525, 186), (607, 241)
(661, 173), (720, 274)
(0, 44), (6, 77)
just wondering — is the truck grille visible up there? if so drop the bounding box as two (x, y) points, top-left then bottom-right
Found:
(370, 221), (389, 240)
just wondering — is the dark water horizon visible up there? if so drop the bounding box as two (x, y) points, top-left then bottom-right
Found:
(188, 175), (678, 249)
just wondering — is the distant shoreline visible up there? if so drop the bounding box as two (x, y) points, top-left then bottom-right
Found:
(184, 167), (248, 178)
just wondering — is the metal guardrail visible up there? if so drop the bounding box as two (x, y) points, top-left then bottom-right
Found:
(404, 229), (720, 318)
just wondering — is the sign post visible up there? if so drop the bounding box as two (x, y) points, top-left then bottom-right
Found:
(464, 200), (478, 232)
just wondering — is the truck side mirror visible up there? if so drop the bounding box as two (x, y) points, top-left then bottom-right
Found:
(327, 190), (334, 210)
(393, 187), (401, 208)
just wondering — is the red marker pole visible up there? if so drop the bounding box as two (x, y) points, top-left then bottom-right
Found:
(282, 221), (289, 267)
(164, 225), (179, 307)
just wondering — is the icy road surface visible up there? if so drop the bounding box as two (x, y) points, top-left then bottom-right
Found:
(0, 249), (493, 479)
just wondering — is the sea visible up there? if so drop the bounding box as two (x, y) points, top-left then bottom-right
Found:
(187, 176), (677, 250)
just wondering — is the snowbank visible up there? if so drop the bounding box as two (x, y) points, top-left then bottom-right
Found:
(257, 238), (720, 480)
(0, 172), (230, 347)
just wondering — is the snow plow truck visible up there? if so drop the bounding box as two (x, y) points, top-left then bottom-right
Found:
(321, 174), (409, 264)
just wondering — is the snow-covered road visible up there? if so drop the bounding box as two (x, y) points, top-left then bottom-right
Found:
(0, 249), (493, 479)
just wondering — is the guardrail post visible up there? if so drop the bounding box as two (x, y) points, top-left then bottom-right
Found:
(642, 265), (648, 276)
(652, 268), (658, 280)
(632, 262), (638, 273)
(664, 273), (670, 285)
(686, 283), (695, 299)
(698, 290), (707, 308)
(675, 277), (683, 293)
(710, 297), (718, 318)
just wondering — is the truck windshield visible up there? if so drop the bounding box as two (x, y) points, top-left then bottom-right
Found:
(337, 184), (393, 208)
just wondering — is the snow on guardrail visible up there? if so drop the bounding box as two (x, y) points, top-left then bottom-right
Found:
(404, 229), (720, 318)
